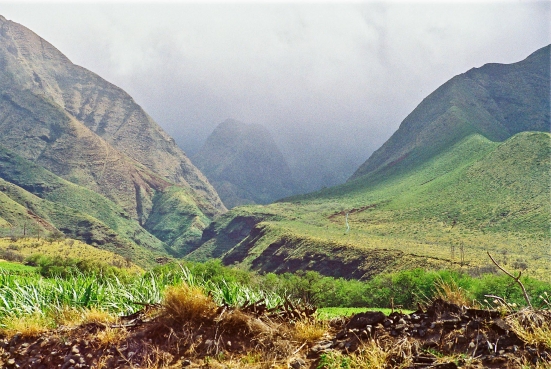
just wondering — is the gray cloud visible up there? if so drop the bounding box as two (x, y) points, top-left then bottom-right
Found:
(1, 2), (550, 190)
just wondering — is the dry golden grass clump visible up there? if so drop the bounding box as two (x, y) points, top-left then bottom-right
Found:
(162, 283), (219, 324)
(0, 313), (52, 338)
(292, 320), (327, 343)
(506, 309), (551, 350)
(432, 278), (477, 308)
(317, 340), (390, 369)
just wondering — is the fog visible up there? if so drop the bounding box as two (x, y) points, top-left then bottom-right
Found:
(1, 1), (549, 191)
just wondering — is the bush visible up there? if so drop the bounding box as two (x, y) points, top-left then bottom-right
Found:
(0, 249), (24, 262)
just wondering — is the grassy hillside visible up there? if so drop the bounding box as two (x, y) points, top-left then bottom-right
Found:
(351, 45), (549, 181)
(0, 145), (165, 248)
(198, 132), (551, 281)
(0, 178), (168, 266)
(0, 237), (142, 274)
(144, 186), (210, 257)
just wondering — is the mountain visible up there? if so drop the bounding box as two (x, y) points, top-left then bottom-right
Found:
(0, 15), (225, 260)
(190, 46), (551, 280)
(192, 119), (298, 208)
(351, 45), (550, 181)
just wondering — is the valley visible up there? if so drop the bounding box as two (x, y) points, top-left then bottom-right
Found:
(0, 11), (549, 369)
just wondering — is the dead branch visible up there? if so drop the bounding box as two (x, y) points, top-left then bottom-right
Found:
(487, 252), (532, 308)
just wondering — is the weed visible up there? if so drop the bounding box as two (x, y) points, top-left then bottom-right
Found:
(162, 283), (218, 324)
(432, 278), (476, 308)
(95, 326), (129, 347)
(292, 320), (327, 343)
(0, 312), (52, 338)
(317, 340), (389, 368)
(506, 310), (551, 349)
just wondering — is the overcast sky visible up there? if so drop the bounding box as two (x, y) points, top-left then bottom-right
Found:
(1, 1), (550, 187)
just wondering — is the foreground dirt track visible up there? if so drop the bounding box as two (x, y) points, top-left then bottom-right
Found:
(0, 298), (550, 368)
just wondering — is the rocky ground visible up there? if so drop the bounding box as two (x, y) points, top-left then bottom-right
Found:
(0, 298), (549, 368)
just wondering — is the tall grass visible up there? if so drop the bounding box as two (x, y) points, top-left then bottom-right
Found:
(0, 264), (286, 330)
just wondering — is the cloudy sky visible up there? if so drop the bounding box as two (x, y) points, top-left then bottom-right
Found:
(1, 1), (550, 189)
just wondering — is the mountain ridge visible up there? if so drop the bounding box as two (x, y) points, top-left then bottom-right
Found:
(350, 44), (550, 181)
(0, 15), (225, 218)
(194, 45), (551, 280)
(0, 15), (226, 261)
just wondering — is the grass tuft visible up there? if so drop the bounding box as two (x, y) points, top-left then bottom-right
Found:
(292, 320), (327, 343)
(506, 309), (551, 350)
(162, 283), (218, 323)
(318, 340), (389, 369)
(432, 278), (476, 308)
(0, 313), (52, 338)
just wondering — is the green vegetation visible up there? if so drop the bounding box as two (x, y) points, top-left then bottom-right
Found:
(317, 307), (408, 320)
(144, 186), (210, 256)
(0, 237), (142, 274)
(0, 146), (170, 266)
(0, 254), (549, 346)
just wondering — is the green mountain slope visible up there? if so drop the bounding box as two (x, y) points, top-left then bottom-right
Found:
(192, 119), (298, 208)
(0, 15), (226, 259)
(0, 144), (165, 250)
(0, 178), (162, 266)
(197, 132), (550, 280)
(351, 45), (550, 181)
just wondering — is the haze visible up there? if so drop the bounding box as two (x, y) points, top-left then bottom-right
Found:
(1, 1), (549, 191)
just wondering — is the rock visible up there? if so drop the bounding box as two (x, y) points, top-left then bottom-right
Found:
(289, 357), (306, 369)
(335, 330), (347, 340)
(430, 363), (458, 369)
(346, 311), (386, 330)
(311, 341), (333, 353)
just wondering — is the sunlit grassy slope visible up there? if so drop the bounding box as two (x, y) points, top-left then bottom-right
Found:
(196, 132), (550, 281)
(0, 237), (142, 274)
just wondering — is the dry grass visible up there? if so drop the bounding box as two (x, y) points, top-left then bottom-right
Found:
(432, 278), (477, 308)
(48, 306), (118, 328)
(82, 308), (119, 325)
(292, 320), (327, 343)
(163, 283), (218, 324)
(95, 326), (130, 347)
(506, 309), (551, 350)
(0, 313), (52, 338)
(318, 340), (390, 369)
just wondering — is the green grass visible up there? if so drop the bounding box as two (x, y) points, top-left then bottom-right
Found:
(144, 186), (210, 257)
(317, 307), (413, 320)
(0, 260), (36, 274)
(0, 145), (167, 261)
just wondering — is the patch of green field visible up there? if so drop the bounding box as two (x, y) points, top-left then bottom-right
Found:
(317, 307), (414, 320)
(0, 260), (36, 274)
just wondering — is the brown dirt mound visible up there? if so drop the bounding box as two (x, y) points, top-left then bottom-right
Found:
(317, 298), (551, 369)
(0, 298), (549, 368)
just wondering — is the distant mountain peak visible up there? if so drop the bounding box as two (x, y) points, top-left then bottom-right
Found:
(192, 119), (298, 208)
